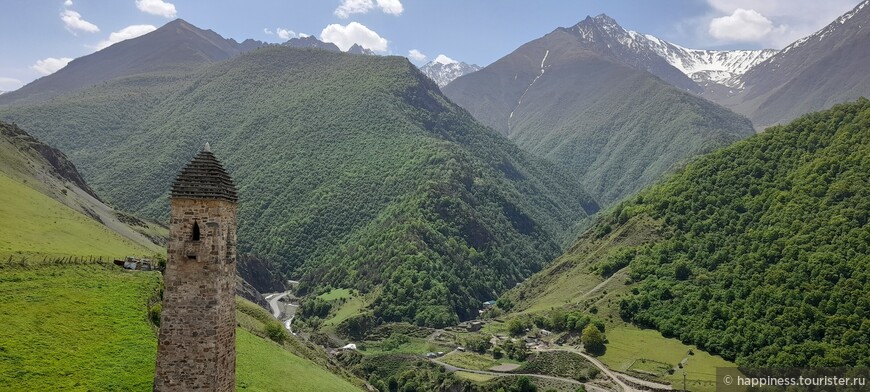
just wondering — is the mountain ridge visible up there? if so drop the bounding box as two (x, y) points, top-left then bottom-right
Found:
(0, 18), (265, 106)
(283, 35), (341, 52)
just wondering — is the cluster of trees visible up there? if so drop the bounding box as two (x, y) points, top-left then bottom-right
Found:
(533, 310), (605, 334)
(464, 335), (491, 354)
(607, 100), (870, 366)
(580, 325), (606, 355)
(462, 333), (528, 361)
(500, 339), (530, 361)
(594, 247), (636, 277)
(355, 355), (465, 392)
(507, 310), (604, 336)
(299, 298), (332, 318)
(379, 333), (411, 352)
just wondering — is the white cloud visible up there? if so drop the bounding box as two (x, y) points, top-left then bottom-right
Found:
(408, 49), (426, 62)
(31, 57), (73, 75)
(376, 0), (403, 15)
(320, 22), (388, 52)
(704, 0), (858, 47)
(277, 28), (297, 40)
(0, 77), (23, 91)
(136, 0), (177, 18)
(95, 25), (157, 50)
(265, 28), (305, 41)
(334, 0), (403, 18)
(335, 0), (373, 18)
(64, 0), (73, 6)
(709, 9), (782, 42)
(60, 10), (99, 33)
(433, 54), (456, 65)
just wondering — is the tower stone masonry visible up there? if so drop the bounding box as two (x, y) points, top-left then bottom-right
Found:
(154, 145), (238, 391)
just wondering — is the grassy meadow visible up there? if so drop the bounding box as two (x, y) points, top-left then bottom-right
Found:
(0, 172), (155, 260)
(0, 264), (162, 391)
(236, 329), (361, 392)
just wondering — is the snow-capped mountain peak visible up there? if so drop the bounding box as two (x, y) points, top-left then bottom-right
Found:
(420, 55), (482, 87)
(569, 14), (776, 89)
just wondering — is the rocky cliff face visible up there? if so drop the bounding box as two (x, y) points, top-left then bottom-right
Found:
(237, 254), (288, 294)
(1, 122), (99, 200)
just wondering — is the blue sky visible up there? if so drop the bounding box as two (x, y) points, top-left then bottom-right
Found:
(0, 0), (861, 92)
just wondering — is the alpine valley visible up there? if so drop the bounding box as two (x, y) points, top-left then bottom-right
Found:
(1, 2), (868, 392)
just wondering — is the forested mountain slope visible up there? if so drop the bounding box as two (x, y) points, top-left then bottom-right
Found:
(443, 27), (754, 205)
(509, 99), (870, 367)
(1, 44), (597, 326)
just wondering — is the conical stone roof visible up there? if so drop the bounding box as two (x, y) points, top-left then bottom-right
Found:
(171, 147), (237, 202)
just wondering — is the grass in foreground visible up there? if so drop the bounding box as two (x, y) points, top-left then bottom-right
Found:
(236, 329), (360, 392)
(0, 263), (362, 391)
(0, 172), (154, 260)
(0, 264), (162, 391)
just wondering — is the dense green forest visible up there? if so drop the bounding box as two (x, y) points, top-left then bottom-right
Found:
(583, 99), (870, 366)
(0, 46), (597, 326)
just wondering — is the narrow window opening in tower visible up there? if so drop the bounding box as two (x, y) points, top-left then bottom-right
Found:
(192, 221), (201, 241)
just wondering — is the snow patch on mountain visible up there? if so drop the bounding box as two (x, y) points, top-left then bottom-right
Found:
(420, 57), (482, 87)
(509, 49), (550, 131)
(645, 39), (777, 87)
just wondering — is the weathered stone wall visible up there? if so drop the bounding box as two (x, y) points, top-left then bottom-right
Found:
(154, 198), (237, 391)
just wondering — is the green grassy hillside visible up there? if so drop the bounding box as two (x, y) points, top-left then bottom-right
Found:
(507, 99), (870, 369)
(0, 172), (154, 259)
(0, 264), (161, 390)
(0, 263), (363, 391)
(1, 45), (597, 325)
(236, 329), (361, 392)
(0, 121), (162, 259)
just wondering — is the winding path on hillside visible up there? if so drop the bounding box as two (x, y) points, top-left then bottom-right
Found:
(431, 356), (612, 392)
(544, 347), (672, 391)
(265, 290), (299, 334)
(431, 343), (675, 392)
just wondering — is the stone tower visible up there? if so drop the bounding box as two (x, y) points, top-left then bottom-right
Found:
(154, 144), (238, 391)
